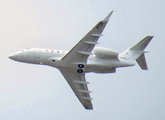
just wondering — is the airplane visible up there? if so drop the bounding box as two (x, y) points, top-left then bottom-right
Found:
(9, 11), (153, 110)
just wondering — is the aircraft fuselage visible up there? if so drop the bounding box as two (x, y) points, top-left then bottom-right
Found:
(9, 48), (135, 73)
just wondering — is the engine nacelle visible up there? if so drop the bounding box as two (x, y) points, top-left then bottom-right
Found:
(94, 47), (119, 58)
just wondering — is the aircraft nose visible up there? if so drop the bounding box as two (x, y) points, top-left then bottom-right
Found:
(8, 54), (17, 60)
(9, 54), (14, 60)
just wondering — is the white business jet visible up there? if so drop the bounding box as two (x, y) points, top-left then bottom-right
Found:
(9, 11), (153, 110)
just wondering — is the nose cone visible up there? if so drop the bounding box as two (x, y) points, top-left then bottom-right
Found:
(8, 55), (12, 59)
(8, 53), (18, 60)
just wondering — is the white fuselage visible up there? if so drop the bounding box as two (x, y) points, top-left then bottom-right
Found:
(9, 48), (135, 73)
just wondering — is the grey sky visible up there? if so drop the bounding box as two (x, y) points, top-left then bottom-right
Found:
(0, 0), (165, 120)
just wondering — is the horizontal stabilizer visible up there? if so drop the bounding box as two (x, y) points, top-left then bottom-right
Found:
(136, 53), (148, 70)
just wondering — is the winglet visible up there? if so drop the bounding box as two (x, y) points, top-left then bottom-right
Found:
(102, 10), (114, 22)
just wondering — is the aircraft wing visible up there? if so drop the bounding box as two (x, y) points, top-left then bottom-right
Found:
(62, 11), (113, 65)
(59, 11), (114, 109)
(59, 68), (93, 110)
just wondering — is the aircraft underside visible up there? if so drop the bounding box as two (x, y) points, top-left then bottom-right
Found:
(8, 11), (153, 110)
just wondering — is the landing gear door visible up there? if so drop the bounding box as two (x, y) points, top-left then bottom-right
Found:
(34, 49), (40, 58)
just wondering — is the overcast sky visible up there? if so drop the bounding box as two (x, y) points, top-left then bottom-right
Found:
(0, 0), (165, 120)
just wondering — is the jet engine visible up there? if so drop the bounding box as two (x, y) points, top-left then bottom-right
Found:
(94, 47), (119, 58)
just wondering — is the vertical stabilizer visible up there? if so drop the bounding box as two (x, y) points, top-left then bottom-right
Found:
(119, 36), (153, 70)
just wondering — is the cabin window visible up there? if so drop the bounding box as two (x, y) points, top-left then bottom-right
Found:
(52, 50), (54, 52)
(57, 51), (59, 53)
(52, 60), (55, 62)
(46, 50), (48, 52)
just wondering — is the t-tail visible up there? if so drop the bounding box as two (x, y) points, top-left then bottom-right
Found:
(119, 36), (153, 70)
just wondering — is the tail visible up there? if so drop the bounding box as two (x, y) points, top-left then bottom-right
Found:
(119, 36), (153, 70)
